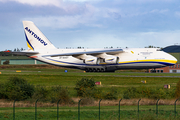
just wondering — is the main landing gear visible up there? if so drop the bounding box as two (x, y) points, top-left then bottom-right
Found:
(85, 68), (105, 72)
(84, 68), (115, 72)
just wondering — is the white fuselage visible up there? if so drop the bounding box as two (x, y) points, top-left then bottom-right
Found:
(28, 48), (177, 72)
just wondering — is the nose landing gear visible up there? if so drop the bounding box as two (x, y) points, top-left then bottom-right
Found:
(150, 69), (156, 73)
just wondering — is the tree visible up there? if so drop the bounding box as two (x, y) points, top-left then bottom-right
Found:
(17, 48), (20, 52)
(21, 48), (24, 51)
(3, 60), (9, 65)
(74, 78), (96, 97)
(0, 77), (35, 100)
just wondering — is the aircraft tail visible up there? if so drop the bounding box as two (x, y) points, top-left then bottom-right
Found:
(23, 21), (56, 50)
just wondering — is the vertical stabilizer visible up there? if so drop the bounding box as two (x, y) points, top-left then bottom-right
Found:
(23, 21), (56, 50)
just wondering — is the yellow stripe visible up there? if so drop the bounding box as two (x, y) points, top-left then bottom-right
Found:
(99, 63), (107, 64)
(48, 60), (66, 65)
(27, 42), (33, 50)
(119, 59), (177, 64)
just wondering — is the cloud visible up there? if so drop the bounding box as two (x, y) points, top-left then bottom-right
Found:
(69, 33), (125, 48)
(64, 0), (102, 2)
(23, 14), (101, 29)
(25, 16), (86, 28)
(103, 9), (122, 21)
(123, 31), (180, 48)
(114, 0), (175, 4)
(175, 11), (180, 18)
(21, 3), (103, 29)
(55, 30), (180, 49)
(0, 0), (63, 7)
(150, 9), (169, 14)
(0, 0), (102, 7)
(82, 30), (180, 48)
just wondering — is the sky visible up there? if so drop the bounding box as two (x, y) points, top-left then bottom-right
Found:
(1, 0), (180, 51)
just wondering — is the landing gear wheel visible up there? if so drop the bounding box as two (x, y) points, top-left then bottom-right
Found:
(100, 68), (105, 72)
(85, 68), (89, 72)
(89, 68), (93, 72)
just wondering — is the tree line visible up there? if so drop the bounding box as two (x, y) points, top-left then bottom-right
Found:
(0, 48), (25, 56)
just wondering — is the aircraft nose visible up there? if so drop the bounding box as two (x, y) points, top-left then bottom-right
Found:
(169, 54), (177, 64)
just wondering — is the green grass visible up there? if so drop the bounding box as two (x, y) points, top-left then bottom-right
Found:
(1, 65), (180, 119)
(0, 69), (179, 86)
(0, 65), (180, 98)
(0, 73), (179, 98)
(1, 105), (180, 120)
(1, 65), (180, 76)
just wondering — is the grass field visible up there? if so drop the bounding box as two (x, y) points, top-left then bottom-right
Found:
(0, 65), (179, 98)
(1, 105), (180, 120)
(0, 65), (180, 119)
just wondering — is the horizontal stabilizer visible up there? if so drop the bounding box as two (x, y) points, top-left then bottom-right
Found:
(11, 51), (39, 55)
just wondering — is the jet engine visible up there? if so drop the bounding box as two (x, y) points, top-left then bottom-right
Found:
(83, 57), (100, 65)
(104, 56), (119, 64)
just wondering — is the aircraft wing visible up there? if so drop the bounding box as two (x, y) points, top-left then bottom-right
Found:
(43, 49), (123, 57)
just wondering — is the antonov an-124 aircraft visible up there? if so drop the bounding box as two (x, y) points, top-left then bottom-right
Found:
(13, 21), (177, 72)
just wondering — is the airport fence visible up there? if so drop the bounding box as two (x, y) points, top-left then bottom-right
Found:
(1, 99), (180, 120)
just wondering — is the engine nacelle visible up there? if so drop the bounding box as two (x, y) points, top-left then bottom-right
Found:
(104, 56), (119, 64)
(84, 57), (100, 65)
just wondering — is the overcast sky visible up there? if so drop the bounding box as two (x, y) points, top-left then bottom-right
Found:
(1, 0), (180, 51)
